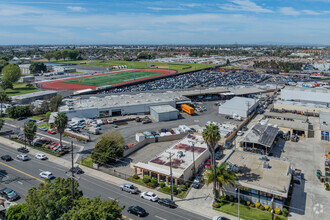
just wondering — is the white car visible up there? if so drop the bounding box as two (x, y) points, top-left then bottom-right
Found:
(35, 153), (47, 160)
(140, 192), (159, 202)
(17, 154), (29, 161)
(40, 171), (55, 179)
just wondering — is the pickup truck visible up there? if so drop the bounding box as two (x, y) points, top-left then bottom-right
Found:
(120, 183), (139, 194)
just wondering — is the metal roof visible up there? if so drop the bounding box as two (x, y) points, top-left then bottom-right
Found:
(239, 123), (278, 148)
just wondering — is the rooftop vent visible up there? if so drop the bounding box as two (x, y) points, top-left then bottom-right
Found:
(177, 151), (184, 158)
(263, 162), (270, 169)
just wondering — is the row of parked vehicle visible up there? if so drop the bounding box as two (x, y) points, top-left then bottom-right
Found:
(120, 183), (177, 217)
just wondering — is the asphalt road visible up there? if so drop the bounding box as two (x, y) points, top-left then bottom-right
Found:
(0, 143), (208, 220)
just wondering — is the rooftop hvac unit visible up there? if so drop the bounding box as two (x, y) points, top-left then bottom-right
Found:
(263, 162), (270, 169)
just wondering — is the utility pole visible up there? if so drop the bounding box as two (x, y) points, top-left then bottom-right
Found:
(237, 186), (240, 220)
(188, 140), (196, 177)
(71, 141), (75, 202)
(167, 152), (174, 201)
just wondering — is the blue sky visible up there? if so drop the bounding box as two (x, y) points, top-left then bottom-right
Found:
(1, 0), (330, 45)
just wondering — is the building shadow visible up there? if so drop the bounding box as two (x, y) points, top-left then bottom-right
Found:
(289, 180), (306, 216)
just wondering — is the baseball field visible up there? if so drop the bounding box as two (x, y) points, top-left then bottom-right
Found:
(62, 70), (166, 87)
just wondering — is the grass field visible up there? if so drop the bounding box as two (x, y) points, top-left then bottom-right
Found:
(62, 70), (166, 87)
(214, 203), (285, 220)
(39, 59), (216, 73)
(6, 82), (39, 96)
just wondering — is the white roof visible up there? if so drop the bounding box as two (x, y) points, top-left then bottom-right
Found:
(150, 105), (178, 113)
(219, 96), (256, 111)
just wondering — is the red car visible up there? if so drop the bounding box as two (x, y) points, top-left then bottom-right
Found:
(205, 159), (211, 168)
(47, 129), (56, 134)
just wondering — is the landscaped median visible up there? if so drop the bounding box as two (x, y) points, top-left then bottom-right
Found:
(213, 195), (287, 220)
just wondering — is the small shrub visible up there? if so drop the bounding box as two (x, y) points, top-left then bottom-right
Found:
(325, 183), (330, 191)
(229, 196), (234, 202)
(62, 133), (67, 137)
(215, 203), (221, 208)
(259, 205), (265, 210)
(283, 212), (288, 217)
(212, 202), (218, 208)
(283, 207), (288, 216)
(172, 184), (177, 192)
(146, 182), (154, 188)
(274, 208), (281, 215)
(151, 177), (158, 187)
(132, 174), (139, 179)
(180, 184), (187, 191)
(219, 202), (224, 207)
(185, 182), (191, 188)
(142, 176), (150, 183)
(246, 201), (251, 205)
(162, 186), (171, 193)
(265, 205), (270, 210)
(240, 200), (246, 205)
(255, 202), (261, 208)
(160, 182), (166, 188)
(220, 195), (226, 201)
(268, 208), (273, 212)
(200, 176), (204, 182)
(250, 204), (255, 208)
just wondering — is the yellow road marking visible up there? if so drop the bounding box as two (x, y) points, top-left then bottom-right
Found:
(0, 161), (45, 183)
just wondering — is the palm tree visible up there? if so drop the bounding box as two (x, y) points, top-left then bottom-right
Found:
(24, 121), (37, 146)
(0, 89), (8, 117)
(202, 124), (220, 202)
(54, 112), (68, 150)
(204, 163), (236, 198)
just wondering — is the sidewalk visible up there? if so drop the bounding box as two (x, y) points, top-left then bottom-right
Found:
(0, 136), (237, 220)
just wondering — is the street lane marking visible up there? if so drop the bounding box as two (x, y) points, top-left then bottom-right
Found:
(17, 181), (23, 184)
(0, 161), (44, 183)
(155, 216), (167, 220)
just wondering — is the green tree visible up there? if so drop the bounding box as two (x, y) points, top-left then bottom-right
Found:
(0, 80), (13, 90)
(24, 121), (37, 145)
(0, 89), (8, 116)
(54, 112), (68, 149)
(53, 51), (62, 61)
(1, 63), (21, 83)
(6, 106), (31, 119)
(283, 67), (290, 73)
(44, 52), (53, 62)
(40, 101), (49, 114)
(204, 162), (236, 197)
(6, 178), (82, 220)
(5, 203), (27, 220)
(29, 62), (47, 74)
(0, 56), (9, 61)
(62, 196), (124, 219)
(0, 118), (4, 131)
(61, 50), (69, 61)
(91, 131), (125, 166)
(49, 94), (62, 112)
(0, 59), (8, 72)
(202, 124), (220, 202)
(68, 50), (79, 60)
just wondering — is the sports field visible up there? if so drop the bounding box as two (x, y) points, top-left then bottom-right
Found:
(62, 70), (166, 87)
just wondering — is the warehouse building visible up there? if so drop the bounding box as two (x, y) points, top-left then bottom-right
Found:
(11, 90), (58, 104)
(223, 150), (292, 211)
(281, 86), (330, 104)
(239, 123), (278, 155)
(150, 105), (179, 122)
(273, 100), (330, 115)
(133, 134), (210, 184)
(59, 92), (190, 120)
(320, 112), (330, 141)
(267, 118), (312, 138)
(18, 64), (31, 75)
(218, 96), (258, 118)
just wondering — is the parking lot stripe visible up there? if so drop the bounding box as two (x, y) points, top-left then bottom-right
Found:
(0, 161), (45, 183)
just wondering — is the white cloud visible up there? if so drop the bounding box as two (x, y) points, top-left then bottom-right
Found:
(220, 0), (273, 13)
(180, 3), (201, 8)
(279, 7), (301, 15)
(301, 10), (322, 15)
(147, 7), (186, 11)
(67, 6), (86, 12)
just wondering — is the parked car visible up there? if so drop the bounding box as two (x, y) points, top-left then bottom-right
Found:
(224, 142), (232, 149)
(127, 206), (147, 217)
(158, 198), (176, 208)
(1, 155), (12, 161)
(120, 183), (138, 194)
(205, 159), (211, 168)
(26, 119), (36, 123)
(316, 169), (322, 179)
(17, 154), (29, 161)
(35, 153), (47, 160)
(242, 126), (248, 131)
(192, 176), (202, 189)
(47, 129), (56, 134)
(39, 126), (48, 132)
(17, 147), (29, 153)
(140, 192), (158, 201)
(215, 151), (223, 160)
(0, 188), (19, 201)
(69, 167), (84, 174)
(17, 117), (26, 121)
(33, 140), (43, 147)
(40, 171), (55, 179)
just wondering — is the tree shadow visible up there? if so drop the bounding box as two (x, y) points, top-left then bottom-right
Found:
(236, 166), (261, 182)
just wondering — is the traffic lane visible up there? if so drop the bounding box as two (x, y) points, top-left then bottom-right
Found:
(0, 144), (207, 220)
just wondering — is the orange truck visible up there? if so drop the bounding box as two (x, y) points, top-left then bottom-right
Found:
(181, 104), (194, 115)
